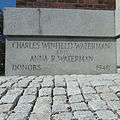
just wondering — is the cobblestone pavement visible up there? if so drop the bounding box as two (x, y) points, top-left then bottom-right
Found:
(1, 74), (120, 120)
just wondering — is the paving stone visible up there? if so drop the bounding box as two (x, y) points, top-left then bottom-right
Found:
(88, 100), (107, 111)
(78, 79), (92, 87)
(0, 81), (15, 88)
(74, 111), (96, 120)
(82, 86), (96, 94)
(29, 113), (51, 120)
(116, 110), (120, 117)
(41, 76), (53, 88)
(28, 81), (41, 88)
(95, 86), (111, 93)
(70, 102), (88, 111)
(53, 96), (67, 105)
(90, 80), (105, 87)
(70, 74), (79, 80)
(51, 112), (73, 120)
(41, 77), (53, 88)
(100, 92), (119, 101)
(14, 103), (33, 113)
(83, 94), (101, 102)
(53, 88), (66, 96)
(0, 88), (23, 104)
(35, 97), (52, 105)
(0, 104), (14, 113)
(7, 88), (23, 94)
(7, 112), (29, 120)
(54, 75), (65, 87)
(69, 94), (84, 103)
(1, 75), (120, 120)
(0, 88), (7, 98)
(52, 104), (70, 113)
(39, 88), (52, 97)
(109, 86), (120, 93)
(114, 80), (120, 85)
(24, 87), (38, 95)
(18, 95), (36, 104)
(44, 75), (53, 81)
(32, 104), (51, 114)
(34, 76), (44, 82)
(107, 101), (120, 110)
(95, 110), (118, 120)
(0, 114), (8, 120)
(67, 81), (79, 88)
(13, 80), (30, 88)
(67, 87), (81, 96)
(63, 75), (76, 81)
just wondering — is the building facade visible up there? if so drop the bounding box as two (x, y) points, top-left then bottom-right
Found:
(16, 0), (115, 10)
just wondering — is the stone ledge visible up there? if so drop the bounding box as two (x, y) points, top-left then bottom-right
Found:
(4, 8), (115, 37)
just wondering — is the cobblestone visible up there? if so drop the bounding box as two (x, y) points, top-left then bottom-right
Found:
(88, 100), (107, 111)
(95, 110), (118, 119)
(69, 94), (84, 103)
(100, 92), (119, 101)
(53, 96), (67, 105)
(0, 75), (120, 120)
(54, 75), (65, 87)
(82, 86), (96, 94)
(95, 86), (111, 93)
(39, 88), (52, 97)
(74, 111), (96, 120)
(53, 87), (66, 96)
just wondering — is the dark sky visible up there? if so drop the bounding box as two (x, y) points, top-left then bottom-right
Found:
(0, 0), (16, 12)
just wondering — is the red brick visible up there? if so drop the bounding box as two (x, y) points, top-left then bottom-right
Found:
(16, 0), (116, 10)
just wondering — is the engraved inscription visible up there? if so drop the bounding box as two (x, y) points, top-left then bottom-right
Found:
(6, 37), (116, 75)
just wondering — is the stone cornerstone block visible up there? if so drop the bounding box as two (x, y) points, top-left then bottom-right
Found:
(4, 8), (117, 75)
(5, 37), (116, 76)
(4, 8), (115, 37)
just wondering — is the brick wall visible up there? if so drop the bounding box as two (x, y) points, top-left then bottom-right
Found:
(16, 0), (115, 10)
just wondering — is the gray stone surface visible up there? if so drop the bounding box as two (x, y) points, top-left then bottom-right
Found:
(82, 86), (96, 94)
(29, 113), (51, 120)
(4, 8), (115, 37)
(51, 112), (73, 120)
(39, 88), (52, 97)
(100, 92), (119, 101)
(52, 104), (70, 113)
(5, 37), (116, 75)
(53, 88), (66, 96)
(0, 75), (120, 120)
(95, 110), (118, 119)
(69, 94), (84, 103)
(83, 94), (101, 102)
(88, 100), (107, 111)
(0, 114), (8, 120)
(67, 87), (81, 96)
(116, 8), (120, 36)
(35, 97), (52, 105)
(0, 104), (14, 113)
(32, 104), (51, 114)
(53, 96), (67, 105)
(74, 111), (95, 120)
(116, 0), (120, 9)
(70, 102), (88, 111)
(95, 86), (111, 93)
(107, 101), (120, 110)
